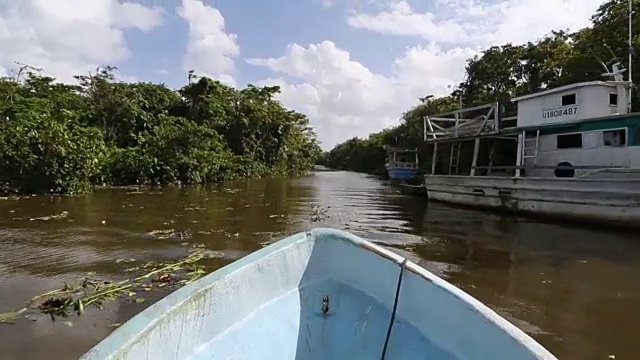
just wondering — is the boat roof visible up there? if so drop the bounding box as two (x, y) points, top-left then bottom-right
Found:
(386, 147), (418, 152)
(511, 81), (616, 102)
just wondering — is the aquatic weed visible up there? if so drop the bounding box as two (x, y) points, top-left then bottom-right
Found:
(0, 249), (209, 325)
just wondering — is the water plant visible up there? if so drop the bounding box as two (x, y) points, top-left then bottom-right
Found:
(0, 250), (208, 324)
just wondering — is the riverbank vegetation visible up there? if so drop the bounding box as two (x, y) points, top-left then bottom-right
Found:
(319, 0), (638, 174)
(0, 247), (209, 324)
(0, 65), (321, 195)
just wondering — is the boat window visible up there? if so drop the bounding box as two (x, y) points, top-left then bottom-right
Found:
(556, 133), (582, 149)
(603, 129), (626, 146)
(634, 127), (640, 146)
(561, 93), (576, 106)
(609, 93), (618, 106)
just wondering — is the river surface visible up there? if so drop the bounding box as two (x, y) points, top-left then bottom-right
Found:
(0, 169), (639, 360)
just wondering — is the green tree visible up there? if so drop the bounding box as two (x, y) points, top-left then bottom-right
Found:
(322, 0), (638, 175)
(0, 65), (321, 195)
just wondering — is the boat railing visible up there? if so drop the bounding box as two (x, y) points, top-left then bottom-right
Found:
(500, 116), (518, 131)
(423, 102), (501, 142)
(386, 146), (418, 153)
(576, 167), (640, 179)
(387, 162), (418, 169)
(463, 164), (637, 178)
(472, 164), (631, 171)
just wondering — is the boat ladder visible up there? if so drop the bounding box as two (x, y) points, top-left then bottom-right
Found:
(449, 142), (462, 174)
(522, 130), (540, 159)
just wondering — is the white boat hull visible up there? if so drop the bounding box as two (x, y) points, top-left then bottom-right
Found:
(424, 175), (640, 226)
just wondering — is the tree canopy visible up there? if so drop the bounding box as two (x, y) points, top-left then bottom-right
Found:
(319, 0), (639, 173)
(0, 65), (321, 195)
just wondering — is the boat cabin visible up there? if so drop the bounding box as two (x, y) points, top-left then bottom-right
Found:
(385, 147), (419, 169)
(384, 146), (421, 182)
(513, 81), (628, 128)
(422, 63), (640, 179)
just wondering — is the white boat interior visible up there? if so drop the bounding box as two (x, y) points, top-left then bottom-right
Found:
(79, 229), (556, 360)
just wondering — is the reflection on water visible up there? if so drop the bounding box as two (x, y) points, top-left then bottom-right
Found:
(1, 170), (639, 360)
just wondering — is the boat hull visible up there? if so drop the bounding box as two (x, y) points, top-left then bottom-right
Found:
(399, 183), (428, 196)
(80, 228), (556, 360)
(385, 165), (420, 181)
(424, 174), (640, 227)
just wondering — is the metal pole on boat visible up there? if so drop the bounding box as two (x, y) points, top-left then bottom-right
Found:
(470, 138), (480, 176)
(515, 132), (524, 178)
(431, 143), (437, 174)
(423, 116), (427, 141)
(629, 0), (634, 112)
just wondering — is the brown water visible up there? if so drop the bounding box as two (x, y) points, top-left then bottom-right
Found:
(0, 170), (639, 360)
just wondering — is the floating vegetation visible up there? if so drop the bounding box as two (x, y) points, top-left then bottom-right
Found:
(147, 229), (175, 239)
(146, 229), (192, 240)
(310, 204), (329, 222)
(35, 210), (70, 221)
(222, 188), (241, 194)
(16, 210), (70, 221)
(251, 231), (282, 237)
(184, 206), (206, 211)
(0, 250), (209, 325)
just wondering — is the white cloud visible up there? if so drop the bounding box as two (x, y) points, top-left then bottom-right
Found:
(0, 0), (606, 150)
(250, 0), (606, 149)
(177, 0), (239, 87)
(321, 0), (336, 8)
(347, 1), (467, 43)
(478, 0), (604, 45)
(248, 41), (474, 148)
(347, 0), (604, 46)
(0, 0), (163, 83)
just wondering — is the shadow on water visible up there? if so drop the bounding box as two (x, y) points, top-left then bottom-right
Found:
(0, 170), (639, 359)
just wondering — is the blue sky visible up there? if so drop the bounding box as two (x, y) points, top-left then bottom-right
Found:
(119, 0), (426, 89)
(0, 0), (604, 148)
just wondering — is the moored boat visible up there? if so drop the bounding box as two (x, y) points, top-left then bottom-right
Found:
(399, 183), (429, 196)
(384, 146), (421, 182)
(80, 228), (556, 360)
(421, 59), (640, 228)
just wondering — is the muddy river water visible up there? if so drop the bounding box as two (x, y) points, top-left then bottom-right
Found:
(0, 169), (639, 360)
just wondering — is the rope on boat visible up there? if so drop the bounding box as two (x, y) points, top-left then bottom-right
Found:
(381, 258), (407, 360)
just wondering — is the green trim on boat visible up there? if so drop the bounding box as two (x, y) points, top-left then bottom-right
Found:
(519, 113), (640, 146)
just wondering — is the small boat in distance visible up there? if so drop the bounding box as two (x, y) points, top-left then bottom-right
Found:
(384, 146), (421, 182)
(80, 228), (557, 360)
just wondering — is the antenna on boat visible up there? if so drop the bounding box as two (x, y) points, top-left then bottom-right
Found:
(588, 47), (611, 74)
(628, 0), (634, 112)
(603, 43), (619, 63)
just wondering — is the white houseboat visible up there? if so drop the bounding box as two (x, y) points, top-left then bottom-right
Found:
(421, 62), (640, 228)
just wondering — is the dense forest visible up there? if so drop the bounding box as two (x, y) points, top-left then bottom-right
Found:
(0, 66), (321, 195)
(319, 0), (638, 174)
